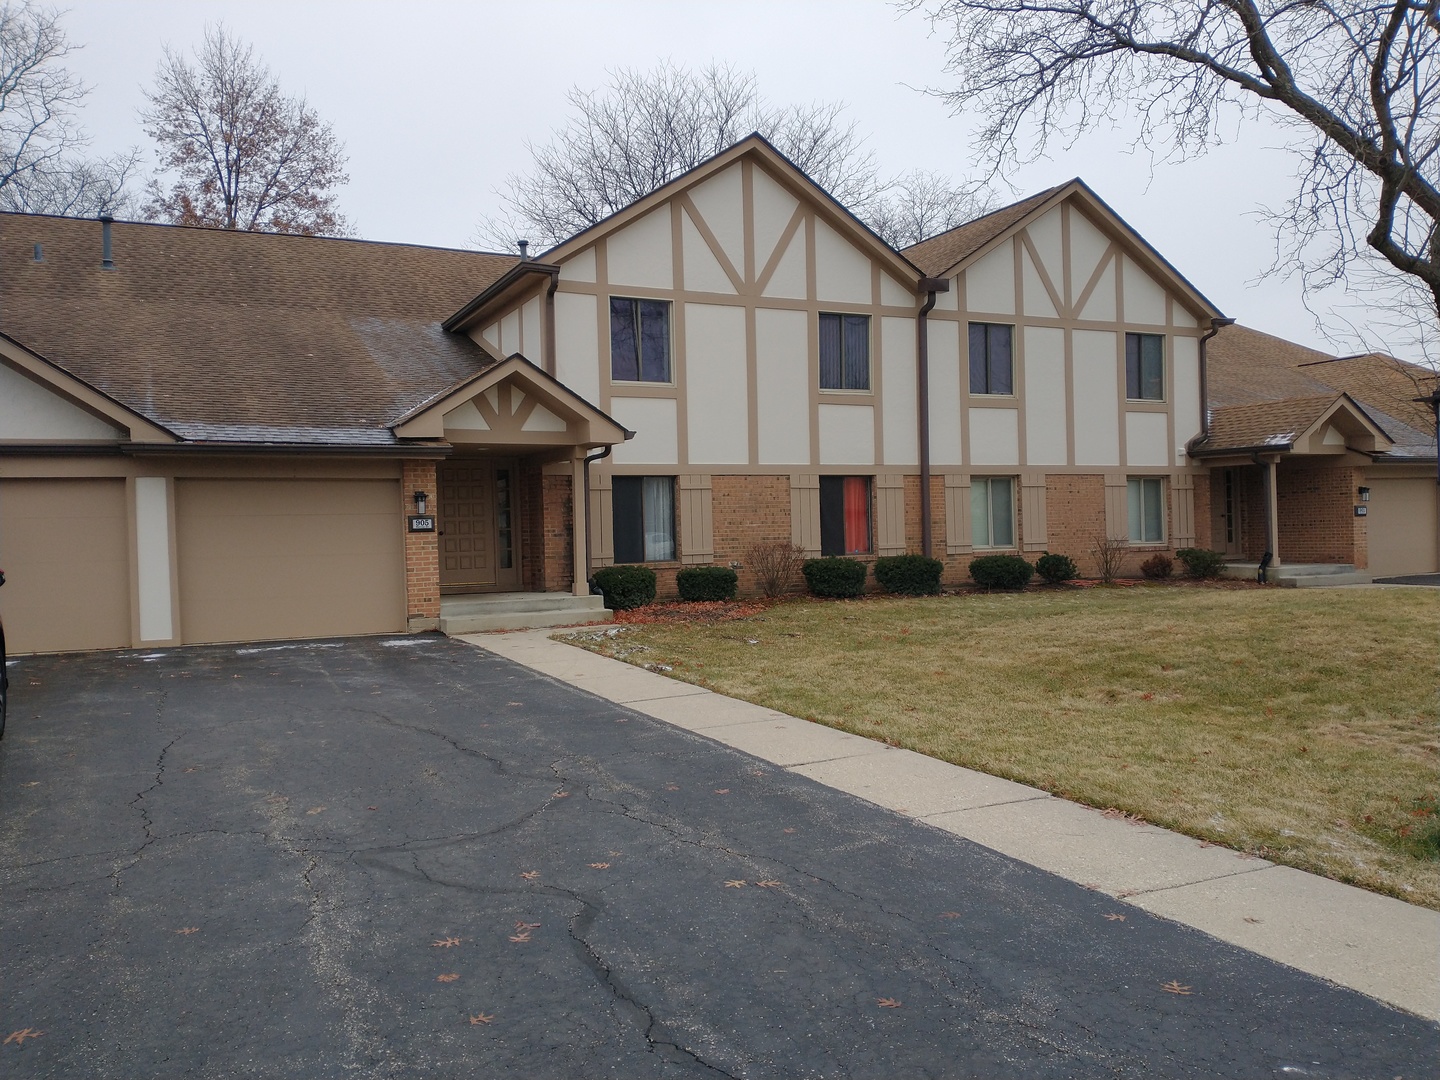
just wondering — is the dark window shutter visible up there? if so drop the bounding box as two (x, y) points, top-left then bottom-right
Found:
(1125, 333), (1141, 399)
(819, 476), (845, 557)
(613, 476), (644, 564)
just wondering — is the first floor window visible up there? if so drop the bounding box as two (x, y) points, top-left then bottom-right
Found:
(968, 322), (1014, 395)
(610, 297), (671, 382)
(613, 476), (675, 562)
(820, 476), (871, 556)
(1127, 477), (1165, 543)
(819, 313), (870, 390)
(970, 477), (1015, 548)
(1125, 333), (1164, 401)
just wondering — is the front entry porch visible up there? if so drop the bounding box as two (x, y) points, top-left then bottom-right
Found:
(439, 591), (611, 633)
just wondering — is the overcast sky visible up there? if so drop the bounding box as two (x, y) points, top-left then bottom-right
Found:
(56, 0), (1395, 355)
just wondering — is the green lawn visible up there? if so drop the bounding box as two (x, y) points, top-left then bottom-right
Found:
(574, 586), (1440, 908)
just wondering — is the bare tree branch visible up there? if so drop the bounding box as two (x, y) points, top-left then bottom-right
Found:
(477, 62), (982, 251)
(0, 1), (135, 215)
(905, 0), (1439, 360)
(140, 24), (351, 236)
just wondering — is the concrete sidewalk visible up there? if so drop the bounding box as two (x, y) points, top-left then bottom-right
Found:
(463, 628), (1440, 1022)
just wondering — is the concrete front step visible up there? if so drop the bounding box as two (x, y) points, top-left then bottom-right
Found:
(1221, 562), (1371, 587)
(439, 592), (613, 634)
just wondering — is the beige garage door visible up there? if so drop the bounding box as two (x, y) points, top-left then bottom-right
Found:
(0, 478), (131, 653)
(176, 479), (404, 645)
(1367, 477), (1438, 577)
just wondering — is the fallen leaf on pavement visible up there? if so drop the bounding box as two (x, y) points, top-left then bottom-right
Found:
(4, 1029), (44, 1046)
(724, 880), (747, 888)
(432, 937), (462, 948)
(1160, 981), (1193, 995)
(437, 974), (460, 983)
(469, 1013), (494, 1025)
(877, 998), (902, 1008)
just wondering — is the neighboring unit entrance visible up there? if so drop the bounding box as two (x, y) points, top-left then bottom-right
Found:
(439, 460), (521, 592)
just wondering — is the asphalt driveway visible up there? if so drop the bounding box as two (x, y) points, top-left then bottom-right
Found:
(1, 636), (1435, 1079)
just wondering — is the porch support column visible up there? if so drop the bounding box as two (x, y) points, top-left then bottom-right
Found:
(571, 448), (589, 596)
(1263, 457), (1281, 568)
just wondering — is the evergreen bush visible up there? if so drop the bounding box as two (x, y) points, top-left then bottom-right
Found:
(801, 557), (868, 598)
(1034, 552), (1078, 585)
(968, 554), (1034, 590)
(873, 554), (944, 595)
(591, 565), (657, 610)
(675, 565), (738, 602)
(1176, 547), (1227, 579)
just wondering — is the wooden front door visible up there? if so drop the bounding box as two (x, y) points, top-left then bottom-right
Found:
(439, 460), (521, 591)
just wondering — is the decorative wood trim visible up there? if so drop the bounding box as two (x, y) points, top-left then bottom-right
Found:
(1104, 472), (1129, 541)
(679, 192), (746, 295)
(678, 474), (714, 564)
(589, 469), (614, 566)
(790, 473), (821, 556)
(876, 473), (906, 556)
(945, 473), (973, 556)
(1020, 471), (1048, 551)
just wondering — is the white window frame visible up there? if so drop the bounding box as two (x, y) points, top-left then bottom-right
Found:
(1127, 476), (1166, 544)
(970, 476), (1016, 549)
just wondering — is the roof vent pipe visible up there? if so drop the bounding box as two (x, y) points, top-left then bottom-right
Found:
(516, 239), (529, 261)
(99, 214), (115, 270)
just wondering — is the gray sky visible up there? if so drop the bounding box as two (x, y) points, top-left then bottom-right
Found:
(58, 0), (1390, 355)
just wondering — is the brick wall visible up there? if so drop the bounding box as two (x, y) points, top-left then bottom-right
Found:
(541, 473), (574, 591)
(712, 474), (792, 595)
(402, 459), (439, 628)
(1278, 461), (1366, 566)
(1044, 474), (1109, 576)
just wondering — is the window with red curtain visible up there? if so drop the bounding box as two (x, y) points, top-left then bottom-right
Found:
(819, 476), (871, 556)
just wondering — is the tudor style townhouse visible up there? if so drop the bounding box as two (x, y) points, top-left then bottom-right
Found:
(1, 135), (1435, 653)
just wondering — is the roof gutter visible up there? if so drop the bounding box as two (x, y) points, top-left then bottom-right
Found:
(442, 260), (561, 334)
(1198, 317), (1235, 437)
(916, 275), (950, 558)
(120, 442), (455, 459)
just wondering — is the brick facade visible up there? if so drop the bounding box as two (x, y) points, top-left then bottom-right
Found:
(712, 474), (792, 595)
(1044, 474), (1110, 577)
(401, 459), (439, 629)
(1277, 462), (1367, 567)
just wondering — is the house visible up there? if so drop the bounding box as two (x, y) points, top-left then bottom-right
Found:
(1, 135), (1434, 654)
(1193, 325), (1438, 580)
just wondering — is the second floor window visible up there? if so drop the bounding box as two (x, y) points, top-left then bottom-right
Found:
(1126, 333), (1164, 400)
(968, 323), (1014, 395)
(819, 313), (870, 391)
(610, 298), (671, 383)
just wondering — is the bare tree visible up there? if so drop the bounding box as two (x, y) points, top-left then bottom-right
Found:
(480, 62), (981, 251)
(141, 25), (350, 235)
(0, 2), (134, 215)
(867, 169), (993, 248)
(906, 1), (1439, 359)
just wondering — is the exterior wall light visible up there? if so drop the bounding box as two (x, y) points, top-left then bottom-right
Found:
(413, 491), (429, 514)
(1357, 486), (1370, 502)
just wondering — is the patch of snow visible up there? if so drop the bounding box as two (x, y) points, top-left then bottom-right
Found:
(235, 643), (345, 655)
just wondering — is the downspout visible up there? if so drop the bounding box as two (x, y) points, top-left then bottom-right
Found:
(544, 267), (560, 376)
(916, 276), (950, 559)
(1198, 316), (1235, 438)
(580, 444), (613, 588)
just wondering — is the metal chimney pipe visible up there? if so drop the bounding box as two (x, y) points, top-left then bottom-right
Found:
(99, 214), (115, 270)
(517, 239), (529, 261)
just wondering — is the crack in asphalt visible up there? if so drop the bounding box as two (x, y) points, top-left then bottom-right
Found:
(108, 691), (177, 892)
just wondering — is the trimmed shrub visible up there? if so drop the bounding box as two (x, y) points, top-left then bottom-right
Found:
(1140, 553), (1174, 580)
(873, 554), (943, 596)
(968, 554), (1034, 590)
(591, 565), (657, 610)
(802, 557), (868, 598)
(1035, 552), (1078, 585)
(1176, 547), (1227, 579)
(676, 565), (738, 602)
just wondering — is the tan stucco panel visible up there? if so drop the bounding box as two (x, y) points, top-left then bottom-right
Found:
(0, 478), (131, 653)
(175, 479), (405, 645)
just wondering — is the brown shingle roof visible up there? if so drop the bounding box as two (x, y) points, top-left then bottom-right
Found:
(1197, 395), (1341, 453)
(0, 213), (517, 444)
(1208, 324), (1436, 458)
(902, 185), (1066, 276)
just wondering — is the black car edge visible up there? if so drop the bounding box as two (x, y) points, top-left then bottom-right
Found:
(1, 568), (7, 739)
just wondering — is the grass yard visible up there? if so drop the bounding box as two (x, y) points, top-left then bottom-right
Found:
(575, 586), (1440, 908)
